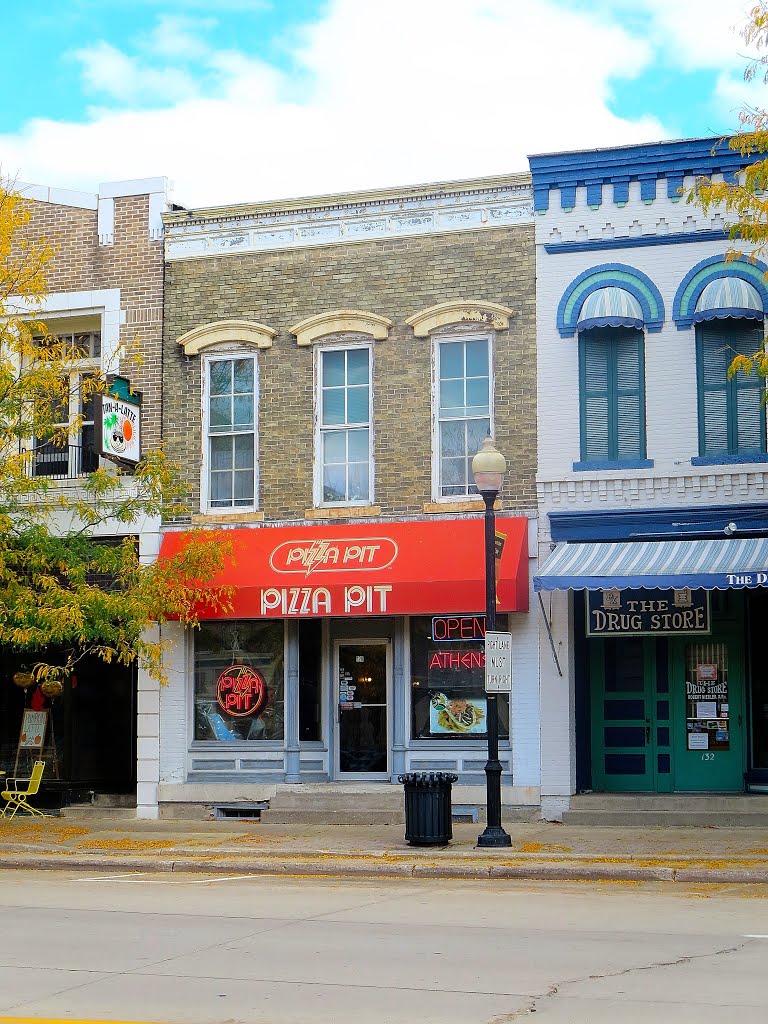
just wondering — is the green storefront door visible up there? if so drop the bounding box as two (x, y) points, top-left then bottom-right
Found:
(590, 637), (673, 792)
(671, 631), (745, 792)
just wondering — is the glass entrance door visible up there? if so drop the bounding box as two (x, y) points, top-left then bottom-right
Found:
(590, 637), (673, 792)
(671, 636), (745, 792)
(335, 641), (389, 777)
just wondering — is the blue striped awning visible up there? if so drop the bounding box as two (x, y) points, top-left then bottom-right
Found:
(534, 538), (768, 591)
(694, 277), (764, 323)
(577, 287), (644, 331)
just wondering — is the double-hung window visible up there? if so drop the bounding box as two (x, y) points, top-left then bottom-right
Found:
(697, 321), (766, 458)
(318, 347), (372, 505)
(33, 329), (100, 478)
(206, 355), (257, 510)
(436, 337), (491, 497)
(578, 327), (646, 465)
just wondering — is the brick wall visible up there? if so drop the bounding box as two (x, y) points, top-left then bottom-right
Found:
(20, 195), (163, 449)
(164, 223), (536, 521)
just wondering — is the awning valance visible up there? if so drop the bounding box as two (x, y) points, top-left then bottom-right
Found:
(160, 517), (529, 618)
(534, 537), (768, 592)
(694, 277), (764, 323)
(577, 287), (644, 332)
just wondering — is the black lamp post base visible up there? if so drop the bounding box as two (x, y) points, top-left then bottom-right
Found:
(477, 825), (512, 848)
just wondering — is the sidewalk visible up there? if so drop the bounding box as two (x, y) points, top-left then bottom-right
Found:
(2, 814), (768, 883)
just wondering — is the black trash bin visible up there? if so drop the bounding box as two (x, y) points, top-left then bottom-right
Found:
(398, 771), (458, 846)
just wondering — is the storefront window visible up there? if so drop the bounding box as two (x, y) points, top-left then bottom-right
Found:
(410, 615), (509, 740)
(299, 619), (322, 742)
(194, 621), (285, 741)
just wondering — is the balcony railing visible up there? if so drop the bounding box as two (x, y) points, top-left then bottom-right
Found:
(23, 442), (99, 480)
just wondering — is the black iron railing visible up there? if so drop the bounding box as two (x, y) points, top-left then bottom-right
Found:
(23, 442), (99, 479)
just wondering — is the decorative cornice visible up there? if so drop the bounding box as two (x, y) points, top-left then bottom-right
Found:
(289, 310), (393, 346)
(529, 136), (751, 213)
(406, 300), (515, 338)
(177, 319), (276, 355)
(164, 182), (533, 261)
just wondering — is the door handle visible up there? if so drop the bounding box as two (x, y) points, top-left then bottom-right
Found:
(645, 721), (651, 744)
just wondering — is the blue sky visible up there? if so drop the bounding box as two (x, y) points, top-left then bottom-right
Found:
(2, 0), (762, 206)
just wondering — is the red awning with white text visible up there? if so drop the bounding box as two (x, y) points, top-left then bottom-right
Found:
(158, 517), (529, 619)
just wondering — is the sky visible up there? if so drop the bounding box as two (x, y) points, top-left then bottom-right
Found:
(2, 0), (766, 208)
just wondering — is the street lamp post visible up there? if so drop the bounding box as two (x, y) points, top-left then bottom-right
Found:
(472, 436), (512, 849)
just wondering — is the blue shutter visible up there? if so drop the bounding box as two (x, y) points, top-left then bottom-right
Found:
(581, 333), (610, 460)
(614, 330), (644, 459)
(698, 322), (765, 455)
(732, 323), (765, 453)
(580, 328), (645, 461)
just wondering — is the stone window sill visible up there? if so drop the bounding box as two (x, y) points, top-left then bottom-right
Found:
(305, 505), (382, 519)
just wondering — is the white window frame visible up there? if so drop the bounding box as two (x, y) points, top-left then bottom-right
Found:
(314, 342), (374, 507)
(24, 288), (118, 479)
(201, 347), (259, 514)
(431, 331), (494, 501)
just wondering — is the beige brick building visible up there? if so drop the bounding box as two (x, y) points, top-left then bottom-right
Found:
(0, 177), (168, 816)
(155, 175), (542, 818)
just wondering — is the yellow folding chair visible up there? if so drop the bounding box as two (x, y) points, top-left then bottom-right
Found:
(0, 760), (46, 818)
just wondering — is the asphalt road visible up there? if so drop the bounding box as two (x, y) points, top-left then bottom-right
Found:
(0, 869), (767, 1023)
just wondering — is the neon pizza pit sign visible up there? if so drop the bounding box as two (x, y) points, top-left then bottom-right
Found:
(216, 664), (268, 717)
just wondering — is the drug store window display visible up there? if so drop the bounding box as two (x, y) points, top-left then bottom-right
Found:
(194, 621), (284, 742)
(410, 615), (510, 740)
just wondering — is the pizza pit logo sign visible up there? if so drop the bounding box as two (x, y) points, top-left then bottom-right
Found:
(269, 537), (398, 577)
(216, 664), (268, 717)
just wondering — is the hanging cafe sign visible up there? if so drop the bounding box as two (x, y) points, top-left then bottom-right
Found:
(94, 375), (142, 467)
(586, 588), (711, 637)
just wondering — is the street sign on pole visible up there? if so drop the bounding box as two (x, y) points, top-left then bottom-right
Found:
(484, 631), (512, 693)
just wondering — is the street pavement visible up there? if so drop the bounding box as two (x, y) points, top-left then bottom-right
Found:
(1, 815), (768, 883)
(0, 868), (767, 1022)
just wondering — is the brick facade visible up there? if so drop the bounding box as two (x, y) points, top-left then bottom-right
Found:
(163, 187), (536, 522)
(20, 186), (165, 450)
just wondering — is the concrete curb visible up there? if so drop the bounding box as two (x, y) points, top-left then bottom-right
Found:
(1, 851), (768, 884)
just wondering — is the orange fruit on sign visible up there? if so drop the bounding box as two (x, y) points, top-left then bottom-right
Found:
(122, 419), (133, 442)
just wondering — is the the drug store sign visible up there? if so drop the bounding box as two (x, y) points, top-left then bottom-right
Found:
(586, 588), (711, 637)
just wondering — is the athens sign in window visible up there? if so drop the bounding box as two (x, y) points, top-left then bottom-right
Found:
(410, 615), (509, 739)
(194, 621), (284, 741)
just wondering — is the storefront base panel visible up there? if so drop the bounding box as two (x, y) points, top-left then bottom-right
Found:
(156, 781), (540, 822)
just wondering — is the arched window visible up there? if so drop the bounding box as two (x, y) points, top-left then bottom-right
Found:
(693, 278), (766, 460)
(575, 288), (649, 468)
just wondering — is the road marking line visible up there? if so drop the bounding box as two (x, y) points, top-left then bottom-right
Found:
(177, 874), (264, 883)
(745, 934), (768, 938)
(0, 1018), (165, 1024)
(73, 873), (150, 882)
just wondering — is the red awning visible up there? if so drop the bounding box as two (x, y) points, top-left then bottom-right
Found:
(158, 517), (529, 619)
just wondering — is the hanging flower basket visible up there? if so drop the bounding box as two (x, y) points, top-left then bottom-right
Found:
(12, 671), (35, 688)
(40, 678), (63, 698)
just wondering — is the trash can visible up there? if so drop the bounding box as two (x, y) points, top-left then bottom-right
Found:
(398, 771), (459, 846)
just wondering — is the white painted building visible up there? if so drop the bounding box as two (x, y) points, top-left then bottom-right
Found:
(531, 139), (768, 818)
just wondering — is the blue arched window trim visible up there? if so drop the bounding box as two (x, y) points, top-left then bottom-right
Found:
(673, 255), (768, 330)
(557, 264), (665, 338)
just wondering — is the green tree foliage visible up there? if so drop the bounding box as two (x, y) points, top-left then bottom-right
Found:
(0, 183), (232, 684)
(689, 4), (768, 378)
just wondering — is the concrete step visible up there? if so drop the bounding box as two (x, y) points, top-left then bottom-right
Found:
(562, 808), (768, 827)
(262, 809), (405, 826)
(93, 793), (136, 808)
(59, 805), (137, 820)
(569, 794), (768, 812)
(269, 792), (404, 811)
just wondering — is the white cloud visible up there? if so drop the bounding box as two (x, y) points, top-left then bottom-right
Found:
(72, 39), (199, 104)
(2, 0), (754, 207)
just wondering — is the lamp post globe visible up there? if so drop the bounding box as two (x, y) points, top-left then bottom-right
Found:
(473, 436), (512, 849)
